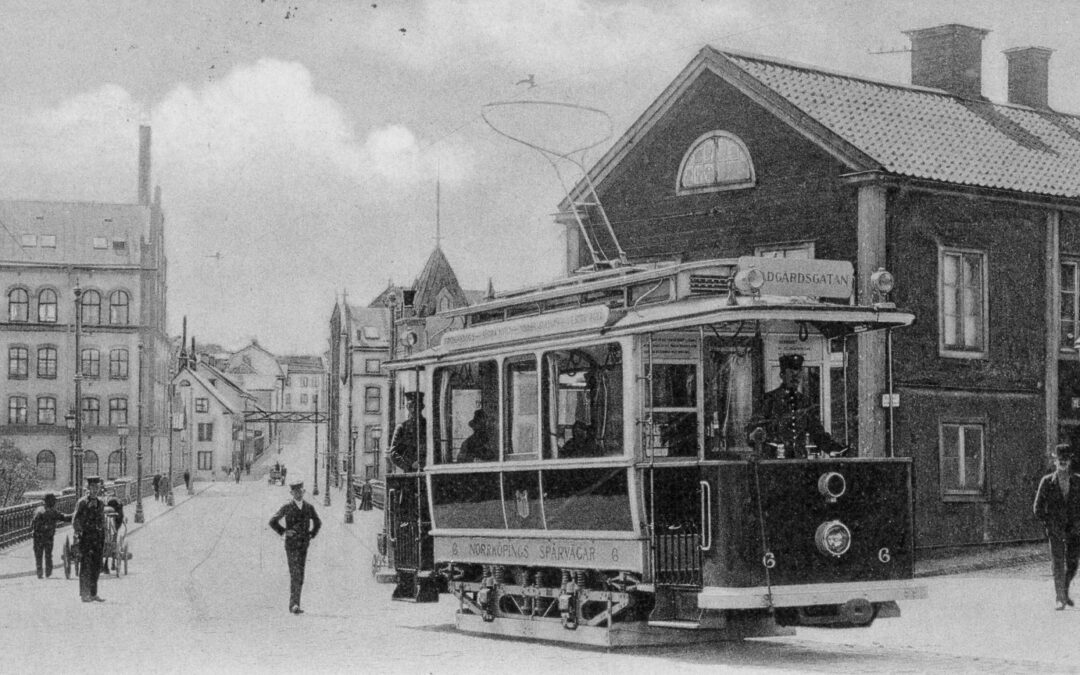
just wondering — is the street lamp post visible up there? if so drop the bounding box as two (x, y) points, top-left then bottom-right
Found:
(372, 426), (382, 479)
(117, 423), (129, 477)
(65, 412), (76, 488)
(345, 426), (358, 523)
(312, 394), (319, 497)
(73, 282), (84, 499)
(166, 382), (175, 506)
(134, 344), (145, 524)
(117, 424), (129, 481)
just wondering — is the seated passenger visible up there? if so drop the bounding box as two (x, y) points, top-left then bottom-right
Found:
(457, 410), (494, 463)
(748, 354), (844, 459)
(560, 420), (598, 458)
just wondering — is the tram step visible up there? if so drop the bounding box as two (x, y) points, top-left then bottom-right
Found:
(647, 620), (701, 630)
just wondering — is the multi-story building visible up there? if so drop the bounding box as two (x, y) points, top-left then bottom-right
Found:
(279, 355), (326, 412)
(328, 247), (485, 482)
(558, 23), (1080, 548)
(171, 346), (267, 481)
(223, 340), (284, 411)
(0, 125), (170, 488)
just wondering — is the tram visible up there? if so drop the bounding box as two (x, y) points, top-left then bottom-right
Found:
(384, 255), (926, 647)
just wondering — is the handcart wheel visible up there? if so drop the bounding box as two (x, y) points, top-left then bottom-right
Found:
(62, 538), (72, 579)
(114, 548), (121, 577)
(371, 553), (380, 579)
(122, 542), (129, 575)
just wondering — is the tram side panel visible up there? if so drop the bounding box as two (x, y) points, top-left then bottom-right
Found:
(709, 459), (915, 588)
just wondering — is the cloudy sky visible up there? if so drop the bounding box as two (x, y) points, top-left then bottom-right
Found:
(1, 0), (1077, 354)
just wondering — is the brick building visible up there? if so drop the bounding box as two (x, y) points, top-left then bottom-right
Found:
(0, 126), (170, 488)
(562, 24), (1080, 548)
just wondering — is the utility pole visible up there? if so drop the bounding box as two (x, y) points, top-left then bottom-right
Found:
(312, 394), (319, 496)
(73, 281), (84, 498)
(134, 343), (145, 523)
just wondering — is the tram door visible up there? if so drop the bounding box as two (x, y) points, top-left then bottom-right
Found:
(387, 473), (438, 603)
(642, 332), (709, 620)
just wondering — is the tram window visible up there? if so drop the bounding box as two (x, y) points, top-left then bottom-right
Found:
(505, 357), (539, 458)
(431, 472), (504, 529)
(433, 360), (498, 464)
(648, 363), (698, 458)
(542, 343), (623, 459)
(706, 347), (757, 456)
(543, 468), (632, 530)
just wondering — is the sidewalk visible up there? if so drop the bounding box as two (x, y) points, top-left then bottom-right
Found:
(0, 481), (213, 580)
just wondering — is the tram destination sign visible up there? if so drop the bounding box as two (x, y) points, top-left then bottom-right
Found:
(442, 305), (611, 352)
(738, 256), (854, 299)
(435, 535), (644, 571)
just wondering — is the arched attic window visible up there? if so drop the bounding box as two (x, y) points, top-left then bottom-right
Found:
(676, 131), (755, 195)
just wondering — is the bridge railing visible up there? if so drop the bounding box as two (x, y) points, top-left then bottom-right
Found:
(0, 474), (163, 552)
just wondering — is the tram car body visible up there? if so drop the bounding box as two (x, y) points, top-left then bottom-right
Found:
(385, 256), (925, 646)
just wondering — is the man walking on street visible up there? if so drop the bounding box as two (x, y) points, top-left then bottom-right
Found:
(269, 479), (321, 614)
(1034, 444), (1080, 610)
(72, 476), (107, 602)
(30, 493), (69, 579)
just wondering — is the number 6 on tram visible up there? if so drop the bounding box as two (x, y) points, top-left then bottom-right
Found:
(384, 256), (926, 647)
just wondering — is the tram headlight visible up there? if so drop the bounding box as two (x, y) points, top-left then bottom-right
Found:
(814, 520), (852, 558)
(870, 267), (895, 306)
(733, 267), (765, 294)
(817, 471), (847, 502)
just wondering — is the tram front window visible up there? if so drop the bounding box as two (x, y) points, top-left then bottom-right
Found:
(649, 363), (698, 457)
(543, 343), (623, 459)
(433, 360), (498, 464)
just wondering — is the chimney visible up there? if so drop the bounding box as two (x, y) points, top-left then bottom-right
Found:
(1004, 46), (1053, 109)
(904, 24), (990, 99)
(138, 125), (152, 206)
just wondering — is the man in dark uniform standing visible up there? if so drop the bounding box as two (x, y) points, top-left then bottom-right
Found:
(269, 479), (322, 614)
(30, 492), (69, 579)
(71, 476), (107, 602)
(389, 391), (426, 472)
(1034, 444), (1080, 610)
(750, 354), (843, 459)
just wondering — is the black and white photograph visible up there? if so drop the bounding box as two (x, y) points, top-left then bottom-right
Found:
(2, 1), (1080, 673)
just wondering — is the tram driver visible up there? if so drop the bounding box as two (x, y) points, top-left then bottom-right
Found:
(390, 391), (427, 472)
(748, 354), (845, 459)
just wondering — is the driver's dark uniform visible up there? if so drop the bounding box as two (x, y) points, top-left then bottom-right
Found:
(757, 385), (842, 458)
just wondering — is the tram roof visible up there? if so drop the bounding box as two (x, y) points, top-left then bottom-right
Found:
(387, 294), (914, 368)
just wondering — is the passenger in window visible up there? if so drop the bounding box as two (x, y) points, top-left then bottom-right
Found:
(457, 409), (493, 463)
(748, 354), (844, 459)
(390, 391), (426, 471)
(560, 420), (598, 458)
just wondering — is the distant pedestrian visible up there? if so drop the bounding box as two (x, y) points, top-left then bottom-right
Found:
(359, 480), (373, 511)
(1034, 443), (1080, 610)
(183, 470), (191, 492)
(30, 493), (69, 579)
(269, 479), (321, 614)
(152, 473), (161, 501)
(235, 465), (241, 484)
(72, 476), (107, 602)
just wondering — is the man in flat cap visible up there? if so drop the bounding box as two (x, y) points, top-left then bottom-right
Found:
(269, 479), (322, 614)
(1034, 444), (1080, 610)
(71, 476), (107, 602)
(750, 354), (844, 459)
(389, 391), (426, 472)
(30, 492), (69, 579)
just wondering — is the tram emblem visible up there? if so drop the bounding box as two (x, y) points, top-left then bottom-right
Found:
(514, 490), (531, 519)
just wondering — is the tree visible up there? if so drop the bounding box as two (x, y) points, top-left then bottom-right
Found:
(0, 440), (40, 507)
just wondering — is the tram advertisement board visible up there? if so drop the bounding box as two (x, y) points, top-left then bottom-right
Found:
(435, 535), (645, 571)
